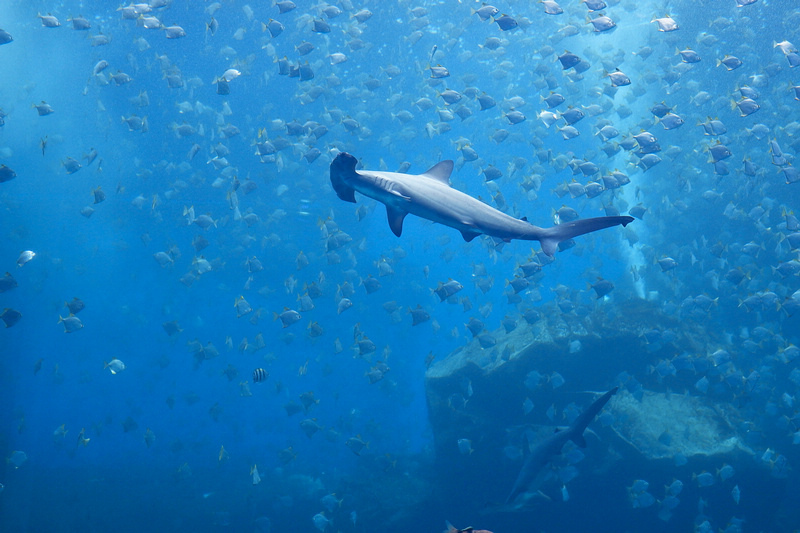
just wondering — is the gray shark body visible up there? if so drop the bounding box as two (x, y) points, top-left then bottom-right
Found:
(506, 387), (618, 504)
(330, 153), (633, 256)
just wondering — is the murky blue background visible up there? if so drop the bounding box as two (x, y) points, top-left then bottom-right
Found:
(2, 0), (800, 531)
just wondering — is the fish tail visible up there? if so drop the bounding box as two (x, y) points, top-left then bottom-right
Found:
(538, 216), (634, 256)
(568, 387), (619, 446)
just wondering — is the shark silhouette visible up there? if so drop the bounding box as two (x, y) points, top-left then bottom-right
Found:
(506, 387), (618, 504)
(330, 153), (633, 256)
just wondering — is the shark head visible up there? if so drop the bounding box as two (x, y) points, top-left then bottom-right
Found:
(330, 152), (358, 203)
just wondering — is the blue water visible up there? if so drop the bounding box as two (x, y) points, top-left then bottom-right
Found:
(2, 0), (800, 531)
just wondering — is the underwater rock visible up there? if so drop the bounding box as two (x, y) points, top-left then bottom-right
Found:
(425, 300), (689, 462)
(424, 298), (769, 519)
(609, 389), (752, 460)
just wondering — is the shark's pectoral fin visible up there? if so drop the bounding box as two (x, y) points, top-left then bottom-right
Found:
(386, 207), (408, 237)
(389, 190), (411, 202)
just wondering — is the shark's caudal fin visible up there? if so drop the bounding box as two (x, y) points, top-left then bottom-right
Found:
(330, 152), (358, 203)
(568, 386), (618, 446)
(538, 216), (634, 256)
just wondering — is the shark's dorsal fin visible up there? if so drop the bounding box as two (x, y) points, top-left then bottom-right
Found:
(386, 206), (408, 237)
(422, 160), (454, 185)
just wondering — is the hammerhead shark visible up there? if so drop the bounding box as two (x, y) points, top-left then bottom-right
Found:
(330, 153), (633, 256)
(506, 387), (618, 504)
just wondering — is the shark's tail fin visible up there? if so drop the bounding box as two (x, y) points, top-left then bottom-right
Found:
(539, 216), (634, 256)
(568, 386), (619, 446)
(330, 152), (358, 203)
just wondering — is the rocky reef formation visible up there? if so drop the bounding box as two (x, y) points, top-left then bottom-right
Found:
(425, 299), (787, 531)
